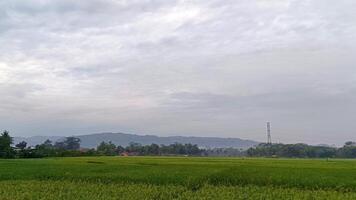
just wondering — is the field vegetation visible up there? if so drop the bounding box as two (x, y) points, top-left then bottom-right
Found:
(1, 157), (356, 199)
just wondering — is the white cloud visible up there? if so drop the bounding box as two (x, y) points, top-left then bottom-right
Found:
(0, 0), (356, 145)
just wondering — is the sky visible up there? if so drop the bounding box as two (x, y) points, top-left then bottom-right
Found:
(0, 0), (356, 145)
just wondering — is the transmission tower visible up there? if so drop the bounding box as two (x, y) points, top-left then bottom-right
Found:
(266, 122), (272, 144)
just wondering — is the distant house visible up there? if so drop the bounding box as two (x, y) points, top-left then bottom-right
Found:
(120, 152), (129, 156)
(79, 148), (91, 152)
(120, 152), (138, 156)
(13, 147), (21, 152)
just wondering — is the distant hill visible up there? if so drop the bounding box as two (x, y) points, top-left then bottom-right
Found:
(14, 136), (64, 147)
(14, 132), (259, 149)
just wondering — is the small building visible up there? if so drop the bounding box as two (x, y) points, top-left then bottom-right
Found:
(120, 152), (138, 156)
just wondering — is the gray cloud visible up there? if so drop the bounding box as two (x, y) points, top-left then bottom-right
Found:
(0, 0), (356, 145)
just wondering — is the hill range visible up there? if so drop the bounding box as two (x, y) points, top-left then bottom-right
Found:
(14, 132), (258, 149)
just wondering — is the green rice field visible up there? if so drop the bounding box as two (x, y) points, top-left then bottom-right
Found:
(1, 157), (356, 199)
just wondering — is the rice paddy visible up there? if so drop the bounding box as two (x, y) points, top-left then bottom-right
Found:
(1, 157), (356, 199)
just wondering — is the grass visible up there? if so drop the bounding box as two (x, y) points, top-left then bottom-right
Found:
(1, 157), (356, 199)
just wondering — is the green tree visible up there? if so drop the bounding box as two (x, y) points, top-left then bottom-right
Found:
(64, 137), (81, 150)
(97, 141), (117, 155)
(148, 144), (160, 155)
(126, 142), (143, 154)
(344, 141), (356, 147)
(35, 140), (56, 157)
(43, 139), (53, 148)
(0, 130), (15, 158)
(116, 145), (125, 154)
(55, 137), (81, 150)
(15, 141), (27, 150)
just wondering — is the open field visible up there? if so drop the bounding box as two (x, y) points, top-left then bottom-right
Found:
(1, 157), (356, 199)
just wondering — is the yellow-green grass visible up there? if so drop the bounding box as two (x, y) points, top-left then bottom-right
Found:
(1, 157), (356, 199)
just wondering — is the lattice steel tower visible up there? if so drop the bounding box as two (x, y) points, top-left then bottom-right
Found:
(266, 122), (272, 144)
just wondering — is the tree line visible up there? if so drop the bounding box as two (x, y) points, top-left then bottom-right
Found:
(246, 142), (356, 158)
(0, 131), (202, 158)
(2, 130), (356, 158)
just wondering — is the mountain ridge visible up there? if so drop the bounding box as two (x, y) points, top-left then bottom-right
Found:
(14, 132), (259, 149)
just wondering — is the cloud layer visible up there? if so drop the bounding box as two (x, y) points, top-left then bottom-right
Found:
(1, 0), (356, 145)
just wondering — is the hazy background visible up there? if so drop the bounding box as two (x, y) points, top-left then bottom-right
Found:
(1, 0), (356, 146)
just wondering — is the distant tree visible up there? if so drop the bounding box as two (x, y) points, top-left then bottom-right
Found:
(43, 139), (53, 148)
(32, 139), (56, 158)
(204, 147), (245, 157)
(337, 142), (356, 158)
(148, 144), (160, 155)
(126, 142), (143, 153)
(97, 141), (117, 155)
(64, 137), (81, 150)
(54, 137), (81, 150)
(344, 141), (356, 147)
(247, 143), (337, 158)
(15, 141), (29, 158)
(54, 141), (66, 150)
(15, 141), (27, 150)
(116, 145), (125, 154)
(0, 130), (15, 158)
(184, 143), (201, 155)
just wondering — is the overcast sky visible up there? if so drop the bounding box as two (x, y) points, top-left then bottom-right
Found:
(1, 0), (356, 145)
